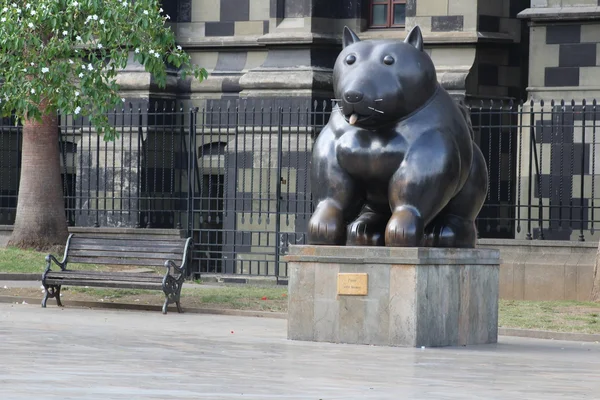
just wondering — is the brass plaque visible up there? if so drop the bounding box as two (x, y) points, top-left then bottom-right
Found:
(337, 273), (368, 296)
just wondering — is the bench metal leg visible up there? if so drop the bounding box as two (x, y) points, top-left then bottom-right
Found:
(42, 285), (63, 308)
(162, 275), (184, 315)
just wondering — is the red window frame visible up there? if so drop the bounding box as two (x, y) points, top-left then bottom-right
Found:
(369, 0), (407, 28)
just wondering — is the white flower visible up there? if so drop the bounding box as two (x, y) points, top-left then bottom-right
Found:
(74, 106), (81, 114)
(143, 10), (148, 15)
(30, 10), (35, 15)
(56, 88), (59, 93)
(99, 19), (104, 25)
(72, 1), (78, 6)
(121, 1), (127, 6)
(154, 53), (160, 58)
(2, 7), (7, 12)
(41, 67), (49, 73)
(16, 8), (21, 14)
(74, 91), (79, 97)
(92, 14), (97, 20)
(68, 59), (74, 64)
(165, 14), (170, 20)
(22, 68), (26, 72)
(62, 30), (68, 36)
(1, 17), (5, 22)
(86, 16), (91, 20)
(78, 72), (83, 78)
(25, 4), (30, 9)
(76, 35), (81, 41)
(97, 43), (102, 49)
(87, 63), (93, 71)
(160, 8), (163, 12)
(27, 22), (33, 28)
(135, 48), (140, 53)
(30, 88), (35, 94)
(149, 49), (155, 54)
(30, 62), (34, 66)
(177, 45), (182, 50)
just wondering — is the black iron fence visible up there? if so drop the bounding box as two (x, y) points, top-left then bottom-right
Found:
(0, 99), (598, 278)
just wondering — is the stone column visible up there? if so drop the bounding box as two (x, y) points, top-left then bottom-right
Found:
(71, 51), (181, 228)
(74, 128), (146, 228)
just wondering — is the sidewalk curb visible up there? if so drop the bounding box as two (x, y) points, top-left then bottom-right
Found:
(498, 327), (600, 343)
(0, 296), (287, 319)
(1, 294), (599, 343)
(0, 273), (40, 281)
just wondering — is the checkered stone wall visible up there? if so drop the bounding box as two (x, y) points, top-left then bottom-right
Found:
(185, 0), (270, 37)
(193, 127), (314, 277)
(527, 23), (600, 90)
(407, 0), (477, 32)
(516, 102), (600, 241)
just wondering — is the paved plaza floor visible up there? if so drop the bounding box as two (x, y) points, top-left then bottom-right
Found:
(1, 303), (599, 399)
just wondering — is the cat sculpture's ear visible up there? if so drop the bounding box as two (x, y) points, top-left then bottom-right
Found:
(343, 26), (361, 48)
(404, 25), (424, 52)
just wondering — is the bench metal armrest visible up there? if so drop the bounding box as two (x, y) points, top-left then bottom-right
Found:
(42, 234), (74, 284)
(164, 259), (184, 274)
(163, 237), (192, 279)
(45, 254), (65, 271)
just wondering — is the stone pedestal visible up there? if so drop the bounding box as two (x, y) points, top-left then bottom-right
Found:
(285, 246), (500, 348)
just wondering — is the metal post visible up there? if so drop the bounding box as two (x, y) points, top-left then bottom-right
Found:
(274, 107), (284, 280)
(580, 100), (587, 241)
(526, 100), (534, 240)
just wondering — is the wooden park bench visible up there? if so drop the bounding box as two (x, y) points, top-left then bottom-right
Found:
(41, 233), (192, 314)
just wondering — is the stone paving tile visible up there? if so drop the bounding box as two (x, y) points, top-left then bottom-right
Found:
(0, 303), (599, 399)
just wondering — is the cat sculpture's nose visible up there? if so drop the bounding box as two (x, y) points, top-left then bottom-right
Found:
(344, 90), (364, 103)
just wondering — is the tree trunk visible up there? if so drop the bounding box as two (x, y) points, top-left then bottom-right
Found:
(7, 109), (69, 250)
(593, 241), (600, 302)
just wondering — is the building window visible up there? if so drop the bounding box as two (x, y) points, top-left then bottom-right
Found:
(370, 0), (406, 28)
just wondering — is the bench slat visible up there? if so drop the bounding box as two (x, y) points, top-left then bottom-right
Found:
(48, 271), (163, 282)
(45, 278), (163, 290)
(67, 257), (167, 267)
(69, 244), (184, 253)
(71, 238), (188, 247)
(69, 250), (183, 260)
(72, 235), (185, 241)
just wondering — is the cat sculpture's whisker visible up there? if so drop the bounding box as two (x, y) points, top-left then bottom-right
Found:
(368, 107), (384, 114)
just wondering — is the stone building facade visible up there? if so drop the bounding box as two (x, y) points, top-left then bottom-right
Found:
(516, 2), (600, 241)
(140, 0), (530, 107)
(135, 0), (532, 273)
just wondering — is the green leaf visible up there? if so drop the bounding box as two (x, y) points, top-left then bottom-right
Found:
(0, 0), (206, 141)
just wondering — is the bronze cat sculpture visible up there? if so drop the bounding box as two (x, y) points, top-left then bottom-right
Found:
(308, 26), (488, 248)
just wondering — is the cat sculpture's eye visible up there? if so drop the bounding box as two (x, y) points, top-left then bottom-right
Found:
(383, 55), (395, 65)
(345, 54), (356, 65)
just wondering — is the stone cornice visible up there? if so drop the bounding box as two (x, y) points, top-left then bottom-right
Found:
(518, 6), (600, 22)
(361, 30), (515, 44)
(176, 31), (515, 51)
